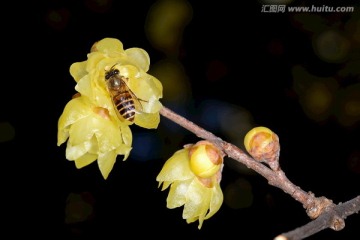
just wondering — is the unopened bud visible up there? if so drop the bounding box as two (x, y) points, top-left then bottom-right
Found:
(244, 126), (280, 169)
(189, 141), (223, 178)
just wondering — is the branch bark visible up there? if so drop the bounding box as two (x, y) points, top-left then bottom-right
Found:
(274, 196), (360, 240)
(159, 105), (360, 239)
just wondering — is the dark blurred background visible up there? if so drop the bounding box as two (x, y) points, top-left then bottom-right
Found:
(1, 0), (360, 239)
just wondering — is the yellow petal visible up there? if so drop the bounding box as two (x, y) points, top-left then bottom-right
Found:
(134, 111), (160, 129)
(74, 153), (97, 168)
(75, 69), (112, 113)
(86, 52), (107, 73)
(58, 128), (69, 146)
(93, 117), (123, 153)
(166, 179), (192, 208)
(141, 95), (163, 113)
(204, 183), (223, 220)
(190, 144), (221, 178)
(97, 150), (117, 179)
(75, 75), (94, 99)
(159, 181), (171, 190)
(68, 117), (98, 146)
(125, 47), (150, 72)
(129, 72), (163, 102)
(156, 149), (194, 182)
(183, 179), (212, 229)
(68, 111), (126, 153)
(66, 139), (92, 160)
(57, 97), (92, 146)
(116, 144), (132, 161)
(93, 38), (124, 55)
(120, 125), (132, 146)
(58, 97), (91, 129)
(70, 61), (88, 82)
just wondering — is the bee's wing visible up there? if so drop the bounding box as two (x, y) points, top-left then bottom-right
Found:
(121, 80), (145, 113)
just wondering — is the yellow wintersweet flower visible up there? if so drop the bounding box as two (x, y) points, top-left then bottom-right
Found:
(57, 95), (132, 179)
(70, 37), (163, 128)
(156, 141), (224, 229)
(58, 38), (163, 179)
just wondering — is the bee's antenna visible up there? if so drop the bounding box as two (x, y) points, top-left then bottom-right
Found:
(110, 63), (120, 70)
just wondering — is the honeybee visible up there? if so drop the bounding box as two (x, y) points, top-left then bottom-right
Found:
(105, 64), (145, 122)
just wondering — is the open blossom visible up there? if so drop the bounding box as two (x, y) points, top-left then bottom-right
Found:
(156, 141), (224, 229)
(70, 37), (163, 128)
(57, 38), (163, 179)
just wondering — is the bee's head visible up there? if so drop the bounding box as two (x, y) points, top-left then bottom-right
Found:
(105, 64), (120, 80)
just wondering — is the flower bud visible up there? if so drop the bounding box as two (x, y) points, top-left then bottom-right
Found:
(244, 126), (280, 168)
(189, 141), (223, 178)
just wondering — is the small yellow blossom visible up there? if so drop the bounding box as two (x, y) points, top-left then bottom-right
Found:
(156, 141), (224, 229)
(58, 38), (163, 179)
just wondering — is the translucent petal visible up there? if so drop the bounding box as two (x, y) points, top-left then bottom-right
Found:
(70, 61), (88, 82)
(86, 52), (107, 73)
(92, 58), (118, 89)
(97, 150), (117, 179)
(147, 75), (163, 99)
(120, 125), (132, 146)
(129, 72), (163, 102)
(118, 64), (139, 79)
(78, 70), (112, 112)
(68, 117), (98, 145)
(57, 127), (69, 146)
(134, 111), (160, 129)
(93, 38), (124, 55)
(141, 95), (163, 113)
(74, 153), (97, 168)
(156, 149), (194, 182)
(58, 97), (91, 130)
(183, 179), (211, 219)
(65, 140), (92, 160)
(204, 182), (223, 220)
(159, 181), (171, 190)
(57, 97), (92, 145)
(93, 116), (123, 153)
(166, 179), (192, 208)
(119, 65), (162, 102)
(125, 47), (150, 72)
(96, 89), (114, 113)
(75, 75), (93, 99)
(102, 58), (136, 77)
(116, 143), (132, 161)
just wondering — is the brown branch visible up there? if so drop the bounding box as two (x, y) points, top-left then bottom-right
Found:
(274, 195), (360, 240)
(160, 106), (314, 208)
(159, 105), (360, 238)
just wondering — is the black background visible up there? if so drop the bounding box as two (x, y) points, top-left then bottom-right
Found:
(1, 0), (359, 239)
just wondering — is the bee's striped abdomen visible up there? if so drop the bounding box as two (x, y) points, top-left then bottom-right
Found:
(114, 92), (136, 122)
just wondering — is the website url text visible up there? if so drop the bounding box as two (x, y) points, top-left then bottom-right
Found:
(261, 5), (354, 13)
